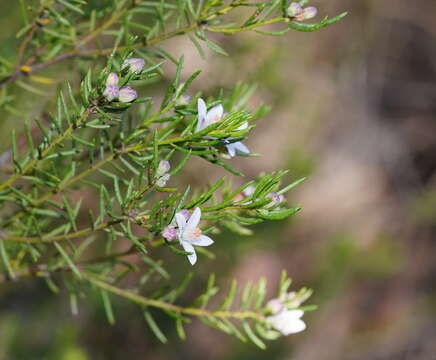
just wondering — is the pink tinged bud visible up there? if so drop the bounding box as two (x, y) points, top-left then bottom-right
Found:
(162, 226), (178, 241)
(122, 58), (145, 74)
(118, 86), (137, 103)
(157, 160), (170, 176)
(103, 85), (119, 102)
(302, 6), (317, 20)
(287, 2), (303, 17)
(233, 193), (245, 202)
(156, 173), (170, 187)
(242, 185), (255, 197)
(177, 94), (191, 106)
(267, 299), (284, 314)
(106, 72), (119, 87)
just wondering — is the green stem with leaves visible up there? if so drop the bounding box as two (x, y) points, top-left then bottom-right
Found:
(84, 272), (265, 321)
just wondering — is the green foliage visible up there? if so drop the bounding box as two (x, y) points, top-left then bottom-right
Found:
(0, 0), (346, 346)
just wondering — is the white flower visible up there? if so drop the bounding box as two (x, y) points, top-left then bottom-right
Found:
(196, 98), (224, 132)
(175, 207), (214, 265)
(267, 310), (306, 336)
(122, 58), (145, 74)
(196, 98), (250, 157)
(225, 140), (250, 158)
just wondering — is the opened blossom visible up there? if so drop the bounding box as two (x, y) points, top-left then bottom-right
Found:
(266, 291), (307, 336)
(175, 207), (214, 265)
(196, 98), (250, 158)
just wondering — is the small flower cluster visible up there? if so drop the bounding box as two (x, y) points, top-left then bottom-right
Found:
(162, 207), (214, 265)
(155, 160), (171, 187)
(265, 291), (308, 336)
(196, 98), (250, 158)
(287, 2), (317, 21)
(103, 58), (145, 103)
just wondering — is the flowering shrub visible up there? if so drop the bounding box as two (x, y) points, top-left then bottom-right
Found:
(0, 0), (345, 348)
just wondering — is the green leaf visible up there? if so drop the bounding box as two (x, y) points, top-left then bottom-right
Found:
(243, 321), (266, 349)
(196, 32), (228, 56)
(54, 242), (82, 279)
(0, 239), (15, 279)
(144, 310), (168, 343)
(101, 290), (116, 325)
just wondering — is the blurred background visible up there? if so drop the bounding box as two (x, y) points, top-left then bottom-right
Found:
(2, 0), (436, 359)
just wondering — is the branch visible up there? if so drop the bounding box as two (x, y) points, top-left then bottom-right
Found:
(1, 218), (123, 243)
(84, 272), (265, 321)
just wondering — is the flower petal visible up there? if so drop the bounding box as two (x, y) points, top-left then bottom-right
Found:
(267, 310), (306, 336)
(287, 309), (304, 319)
(175, 213), (187, 232)
(237, 122), (249, 131)
(233, 142), (250, 155)
(283, 319), (306, 335)
(197, 98), (207, 132)
(205, 104), (223, 125)
(191, 234), (214, 247)
(182, 241), (197, 265)
(226, 144), (236, 158)
(184, 207), (201, 236)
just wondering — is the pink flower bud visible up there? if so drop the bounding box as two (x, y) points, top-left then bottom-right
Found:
(287, 2), (303, 17)
(242, 185), (255, 197)
(103, 85), (120, 102)
(157, 160), (170, 176)
(122, 58), (145, 74)
(118, 86), (138, 103)
(156, 173), (170, 187)
(106, 72), (119, 87)
(267, 298), (284, 315)
(162, 226), (177, 241)
(302, 6), (317, 20)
